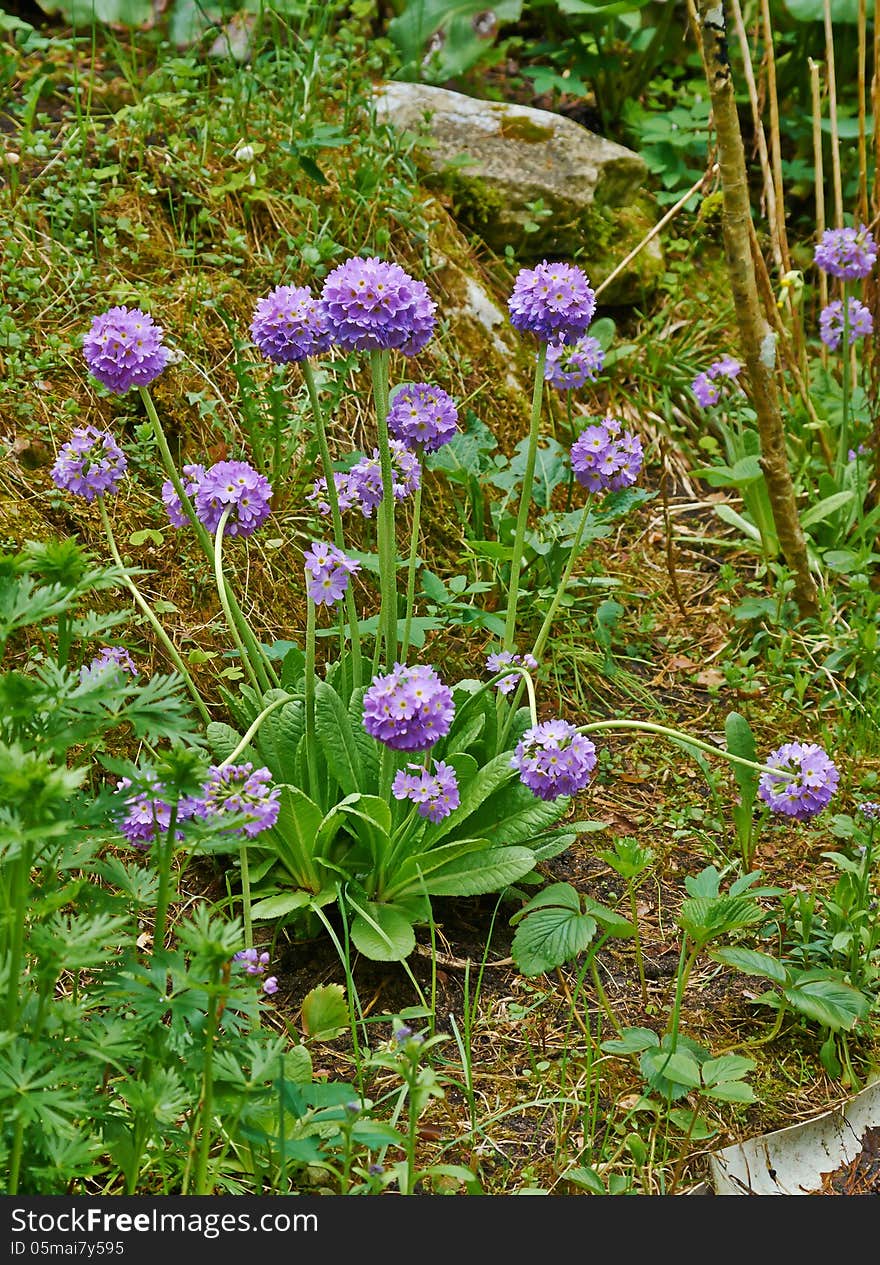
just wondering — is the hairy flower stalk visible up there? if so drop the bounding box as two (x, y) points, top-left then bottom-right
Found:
(530, 493), (593, 664)
(696, 0), (818, 617)
(504, 342), (548, 652)
(213, 508), (263, 697)
(304, 596), (321, 806)
(371, 351), (399, 668)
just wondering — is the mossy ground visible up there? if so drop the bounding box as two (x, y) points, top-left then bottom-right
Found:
(1, 13), (877, 1196)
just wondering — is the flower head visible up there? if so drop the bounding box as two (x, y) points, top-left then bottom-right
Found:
(81, 646), (138, 682)
(51, 425), (128, 502)
(83, 306), (169, 394)
(757, 742), (839, 820)
(814, 224), (877, 280)
(485, 649), (538, 695)
(199, 763), (281, 838)
(691, 357), (742, 409)
(319, 256), (436, 355)
(508, 261), (596, 344)
(233, 948), (271, 976)
(387, 382), (459, 452)
(162, 463), (206, 529)
(304, 540), (360, 607)
(250, 284), (331, 362)
(857, 801), (880, 822)
(363, 663), (454, 752)
(570, 416), (643, 494)
(194, 460), (272, 538)
(544, 335), (604, 390)
(512, 719), (597, 801)
(115, 774), (201, 849)
(392, 759), (460, 822)
(819, 298), (874, 351)
(311, 442), (420, 519)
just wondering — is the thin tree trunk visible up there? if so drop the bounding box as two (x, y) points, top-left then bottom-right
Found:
(695, 0), (819, 617)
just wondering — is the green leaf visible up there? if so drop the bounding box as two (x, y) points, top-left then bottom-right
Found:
(314, 681), (361, 795)
(301, 984), (349, 1041)
(703, 1080), (756, 1103)
(511, 904), (597, 976)
(799, 490), (855, 529)
(701, 1055), (755, 1086)
(206, 721), (247, 762)
(420, 844), (536, 897)
(265, 786), (323, 888)
(709, 946), (788, 984)
(582, 897), (636, 938)
(640, 1048), (703, 1090)
(424, 751), (518, 844)
(249, 891), (312, 921)
(349, 902), (416, 962)
(784, 977), (870, 1031)
(600, 1027), (659, 1055)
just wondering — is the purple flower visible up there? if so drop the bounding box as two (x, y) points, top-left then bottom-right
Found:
(161, 463), (206, 529)
(849, 444), (869, 462)
(115, 774), (201, 849)
(857, 802), (880, 821)
(319, 256), (436, 355)
(512, 719), (597, 801)
(199, 763), (281, 838)
(544, 335), (604, 390)
(262, 976), (278, 996)
(51, 425), (127, 502)
(83, 306), (169, 394)
(486, 650), (538, 695)
(709, 355), (742, 381)
(233, 948), (271, 976)
(194, 460), (272, 538)
(691, 372), (720, 409)
(757, 742), (839, 820)
(392, 759), (460, 823)
(387, 383), (459, 452)
(363, 663), (454, 752)
(304, 540), (360, 608)
(508, 261), (596, 345)
(570, 416), (643, 494)
(81, 646), (138, 682)
(814, 224), (877, 280)
(250, 284), (331, 362)
(819, 298), (874, 351)
(310, 443), (420, 519)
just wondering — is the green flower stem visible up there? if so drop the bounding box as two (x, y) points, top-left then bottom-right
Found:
(218, 694), (300, 769)
(530, 493), (592, 664)
(503, 342), (548, 653)
(668, 939), (700, 1051)
(139, 386), (278, 692)
(193, 975), (222, 1195)
(576, 719), (796, 783)
(630, 885), (648, 1010)
(400, 481), (423, 662)
(302, 359), (362, 687)
(214, 510), (265, 697)
(98, 496), (211, 724)
(370, 351), (398, 668)
(240, 841), (253, 952)
(496, 664), (540, 754)
(305, 597), (321, 806)
(836, 281), (851, 480)
(153, 805), (179, 954)
(7, 1120), (24, 1195)
(4, 839), (33, 1031)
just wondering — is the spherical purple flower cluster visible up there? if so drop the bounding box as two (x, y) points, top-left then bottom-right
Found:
(304, 541), (360, 608)
(161, 463), (206, 529)
(51, 425), (128, 503)
(387, 383), (459, 452)
(319, 256), (436, 355)
(363, 663), (455, 752)
(250, 284), (331, 362)
(83, 306), (169, 394)
(691, 356), (742, 409)
(194, 461), (272, 538)
(857, 801), (880, 821)
(544, 335), (604, 390)
(308, 441), (420, 519)
(81, 646), (138, 682)
(115, 775), (201, 849)
(233, 948), (278, 995)
(819, 298), (874, 351)
(508, 261), (596, 345)
(512, 719), (597, 802)
(814, 224), (877, 280)
(486, 650), (538, 696)
(392, 759), (460, 823)
(757, 742), (839, 820)
(199, 763), (281, 838)
(570, 417), (643, 494)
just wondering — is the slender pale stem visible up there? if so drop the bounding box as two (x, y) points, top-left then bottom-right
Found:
(370, 351), (398, 667)
(401, 481), (422, 662)
(530, 494), (592, 663)
(302, 359), (362, 686)
(240, 841), (253, 951)
(837, 282), (851, 479)
(153, 805), (179, 953)
(577, 718), (797, 782)
(214, 509), (264, 696)
(98, 496), (210, 724)
(504, 344), (547, 652)
(219, 694), (299, 769)
(305, 598), (320, 804)
(139, 386), (278, 690)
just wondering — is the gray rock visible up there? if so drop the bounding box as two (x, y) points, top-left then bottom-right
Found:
(373, 82), (663, 304)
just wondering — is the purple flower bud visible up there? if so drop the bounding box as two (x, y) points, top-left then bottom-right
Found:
(508, 261), (596, 345)
(544, 335), (604, 389)
(757, 742), (839, 820)
(250, 284), (331, 362)
(387, 382), (459, 452)
(162, 464), (206, 529)
(83, 306), (169, 394)
(512, 719), (597, 801)
(392, 759), (460, 822)
(319, 256), (436, 355)
(363, 663), (454, 752)
(193, 460), (272, 538)
(199, 763), (281, 838)
(51, 425), (127, 502)
(80, 646), (138, 682)
(814, 224), (877, 280)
